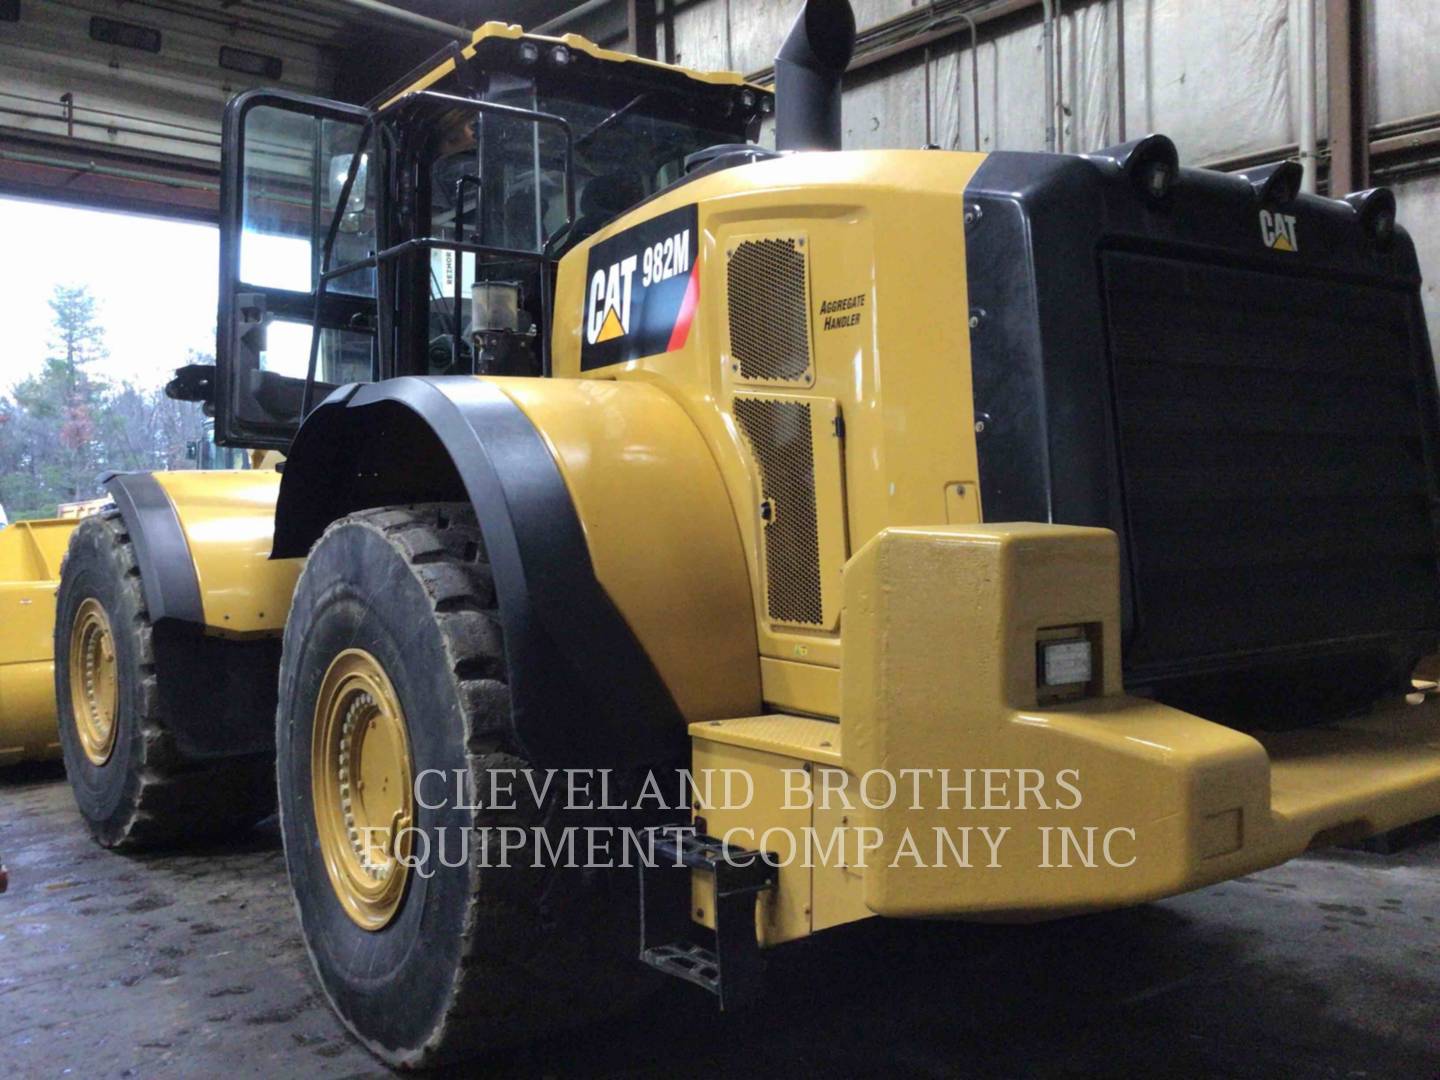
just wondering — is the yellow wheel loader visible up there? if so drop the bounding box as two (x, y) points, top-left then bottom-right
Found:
(0, 495), (133, 765)
(0, 437), (245, 768)
(0, 517), (76, 765)
(51, 0), (1440, 1066)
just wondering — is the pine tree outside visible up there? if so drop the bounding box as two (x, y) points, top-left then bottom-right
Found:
(0, 199), (219, 523)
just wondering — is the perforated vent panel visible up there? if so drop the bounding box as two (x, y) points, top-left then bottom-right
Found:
(727, 238), (812, 382)
(733, 398), (823, 625)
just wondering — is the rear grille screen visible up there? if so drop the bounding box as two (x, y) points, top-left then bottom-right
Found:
(727, 238), (812, 382)
(733, 397), (824, 624)
(1103, 250), (1440, 677)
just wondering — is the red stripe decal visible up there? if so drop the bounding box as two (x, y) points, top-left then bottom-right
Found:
(666, 262), (700, 352)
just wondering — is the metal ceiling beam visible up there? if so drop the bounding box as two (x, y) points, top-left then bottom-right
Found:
(127, 0), (347, 47)
(535, 0), (616, 35)
(305, 0), (471, 40)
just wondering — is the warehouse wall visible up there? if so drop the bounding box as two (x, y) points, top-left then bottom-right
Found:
(0, 0), (333, 167)
(661, 0), (1440, 359)
(1371, 2), (1440, 363)
(666, 0), (1438, 157)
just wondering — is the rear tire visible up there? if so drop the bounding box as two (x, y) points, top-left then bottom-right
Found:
(277, 503), (653, 1069)
(55, 508), (276, 849)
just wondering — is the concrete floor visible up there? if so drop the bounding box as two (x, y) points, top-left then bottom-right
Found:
(2, 760), (1438, 1079)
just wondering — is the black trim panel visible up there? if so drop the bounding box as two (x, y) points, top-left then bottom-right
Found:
(103, 473), (204, 626)
(962, 147), (1440, 719)
(271, 376), (686, 768)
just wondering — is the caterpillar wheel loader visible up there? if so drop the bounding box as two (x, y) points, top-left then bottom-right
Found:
(0, 516), (77, 765)
(52, 0), (1440, 1067)
(0, 494), (153, 767)
(0, 434), (246, 769)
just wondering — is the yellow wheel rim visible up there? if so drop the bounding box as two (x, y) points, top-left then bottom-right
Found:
(311, 648), (414, 931)
(69, 598), (119, 766)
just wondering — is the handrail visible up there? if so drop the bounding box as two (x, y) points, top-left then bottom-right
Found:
(301, 91), (577, 416)
(320, 237), (553, 284)
(303, 113), (375, 419)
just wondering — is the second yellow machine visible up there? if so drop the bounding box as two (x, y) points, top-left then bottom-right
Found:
(53, 0), (1440, 1067)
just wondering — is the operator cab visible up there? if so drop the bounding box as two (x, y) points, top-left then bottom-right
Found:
(213, 25), (769, 450)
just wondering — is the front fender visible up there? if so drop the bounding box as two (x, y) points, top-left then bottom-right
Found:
(98, 470), (294, 759)
(272, 376), (760, 768)
(105, 470), (299, 635)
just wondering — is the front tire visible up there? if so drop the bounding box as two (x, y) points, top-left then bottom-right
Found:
(277, 504), (650, 1069)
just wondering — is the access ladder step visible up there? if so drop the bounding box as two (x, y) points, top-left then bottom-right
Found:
(637, 829), (776, 1010)
(639, 941), (723, 994)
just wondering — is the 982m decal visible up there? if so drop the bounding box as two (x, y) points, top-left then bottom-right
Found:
(581, 203), (700, 370)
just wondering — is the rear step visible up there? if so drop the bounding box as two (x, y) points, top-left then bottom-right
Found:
(638, 829), (776, 1010)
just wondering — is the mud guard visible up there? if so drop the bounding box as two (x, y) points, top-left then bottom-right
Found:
(103, 473), (205, 626)
(98, 473), (283, 761)
(271, 376), (689, 769)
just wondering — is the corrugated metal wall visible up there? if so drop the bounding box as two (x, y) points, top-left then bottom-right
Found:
(660, 0), (1440, 359)
(666, 0), (1437, 156)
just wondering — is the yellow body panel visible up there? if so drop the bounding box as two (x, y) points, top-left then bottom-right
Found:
(689, 716), (873, 942)
(758, 656), (840, 718)
(491, 376), (760, 723)
(677, 525), (1440, 939)
(380, 20), (757, 111)
(0, 518), (75, 581)
(551, 150), (989, 715)
(149, 470), (299, 635)
(690, 715), (841, 945)
(0, 518), (82, 763)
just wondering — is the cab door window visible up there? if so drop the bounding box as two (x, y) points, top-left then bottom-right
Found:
(217, 92), (374, 449)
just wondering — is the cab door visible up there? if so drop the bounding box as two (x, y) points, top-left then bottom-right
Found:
(216, 90), (376, 450)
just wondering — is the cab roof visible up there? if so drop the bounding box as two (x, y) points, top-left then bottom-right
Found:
(377, 21), (771, 110)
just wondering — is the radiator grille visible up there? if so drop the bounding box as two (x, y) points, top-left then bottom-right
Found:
(1103, 250), (1440, 680)
(733, 397), (823, 624)
(727, 238), (812, 382)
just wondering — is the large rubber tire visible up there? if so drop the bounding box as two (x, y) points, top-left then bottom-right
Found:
(54, 508), (276, 849)
(277, 504), (653, 1069)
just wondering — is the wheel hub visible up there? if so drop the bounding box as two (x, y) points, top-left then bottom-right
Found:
(69, 598), (118, 766)
(312, 648), (414, 931)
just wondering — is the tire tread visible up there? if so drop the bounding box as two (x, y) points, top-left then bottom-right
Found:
(287, 503), (650, 1068)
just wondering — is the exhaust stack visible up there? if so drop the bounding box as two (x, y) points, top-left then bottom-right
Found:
(774, 0), (856, 151)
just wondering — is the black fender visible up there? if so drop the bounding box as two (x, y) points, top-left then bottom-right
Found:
(86, 473), (280, 760)
(103, 473), (205, 626)
(271, 376), (687, 769)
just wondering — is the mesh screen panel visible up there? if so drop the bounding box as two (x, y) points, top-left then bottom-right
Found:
(727, 238), (811, 382)
(733, 397), (823, 624)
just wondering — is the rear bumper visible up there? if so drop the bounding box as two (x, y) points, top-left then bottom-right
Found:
(956, 692), (1440, 919)
(1257, 699), (1440, 854)
(842, 524), (1440, 920)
